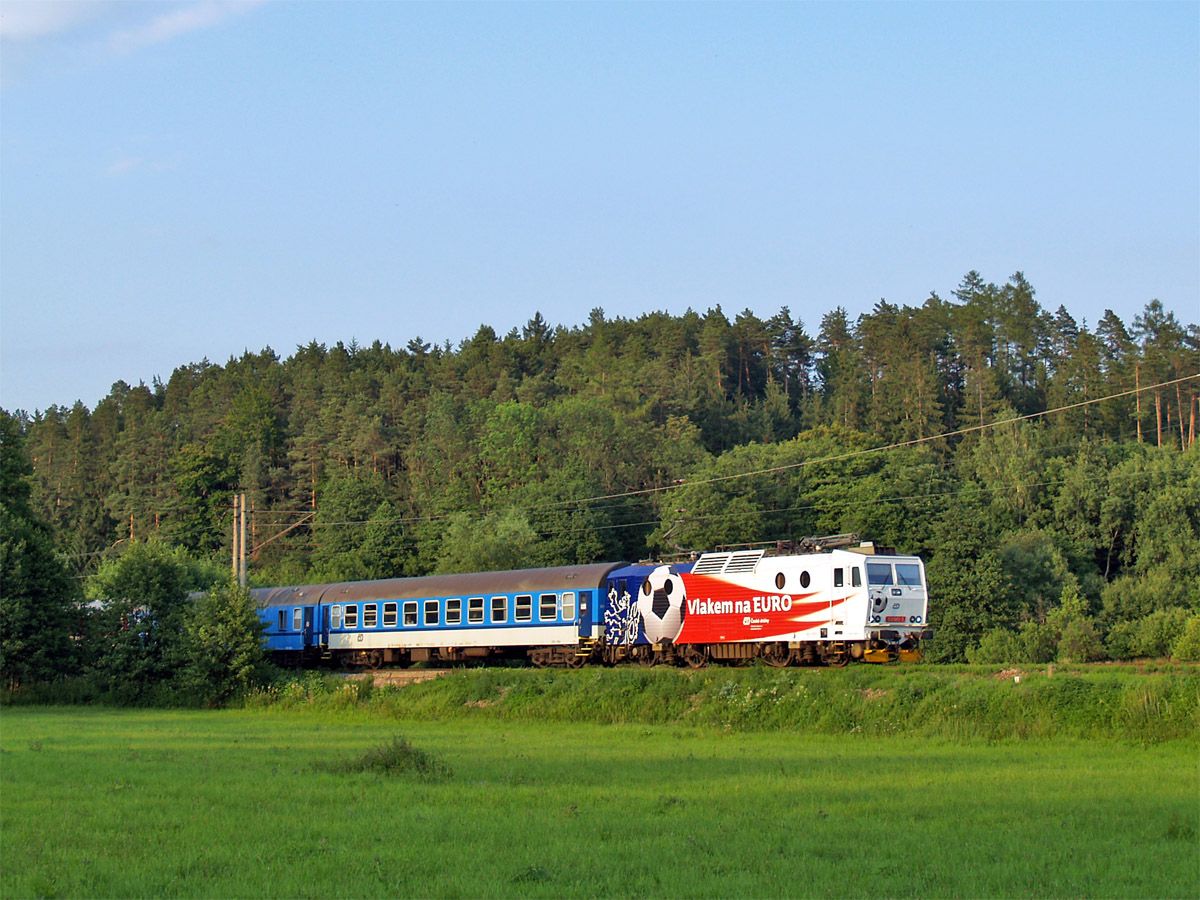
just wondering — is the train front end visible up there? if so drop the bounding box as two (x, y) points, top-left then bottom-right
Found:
(862, 555), (931, 662)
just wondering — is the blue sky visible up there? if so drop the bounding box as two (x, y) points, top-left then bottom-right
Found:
(1, 1), (1196, 414)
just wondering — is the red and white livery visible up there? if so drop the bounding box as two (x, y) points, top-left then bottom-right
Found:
(640, 547), (930, 665)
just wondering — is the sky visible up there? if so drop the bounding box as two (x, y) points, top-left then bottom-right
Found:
(1, 1), (1197, 414)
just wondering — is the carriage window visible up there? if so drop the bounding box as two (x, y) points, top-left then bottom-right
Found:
(540, 593), (557, 621)
(468, 597), (485, 624)
(560, 592), (576, 621)
(278, 610), (286, 631)
(363, 604), (378, 628)
(344, 605), (358, 628)
(383, 602), (398, 627)
(446, 599), (462, 625)
(852, 568), (862, 587)
(867, 563), (894, 586)
(331, 605), (342, 629)
(293, 608), (303, 631)
(424, 600), (439, 626)
(834, 568), (844, 588)
(403, 601), (418, 626)
(896, 564), (922, 587)
(491, 596), (507, 623)
(515, 595), (533, 622)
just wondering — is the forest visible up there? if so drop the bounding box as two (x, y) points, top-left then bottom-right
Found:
(2, 270), (1198, 675)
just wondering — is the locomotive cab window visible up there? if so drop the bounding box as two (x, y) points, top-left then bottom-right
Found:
(403, 601), (418, 626)
(293, 608), (303, 631)
(852, 568), (862, 587)
(278, 610), (286, 631)
(344, 606), (358, 629)
(363, 604), (378, 628)
(560, 592), (576, 621)
(867, 563), (894, 586)
(491, 596), (507, 623)
(468, 597), (485, 624)
(331, 605), (342, 629)
(896, 564), (922, 587)
(424, 600), (439, 626)
(515, 595), (533, 622)
(446, 599), (462, 625)
(834, 568), (844, 588)
(539, 593), (557, 621)
(383, 602), (398, 627)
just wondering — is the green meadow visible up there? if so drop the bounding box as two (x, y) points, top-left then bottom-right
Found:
(3, 670), (1198, 899)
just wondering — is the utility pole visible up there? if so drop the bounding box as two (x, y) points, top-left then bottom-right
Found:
(232, 494), (240, 582)
(231, 493), (248, 587)
(239, 492), (247, 588)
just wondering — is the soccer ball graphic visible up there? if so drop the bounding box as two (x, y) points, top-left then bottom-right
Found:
(638, 566), (686, 644)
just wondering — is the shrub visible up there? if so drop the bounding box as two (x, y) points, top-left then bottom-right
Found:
(1019, 620), (1059, 664)
(967, 628), (1024, 664)
(177, 582), (271, 705)
(1058, 617), (1105, 663)
(1105, 619), (1140, 660)
(1172, 616), (1200, 662)
(1107, 608), (1191, 660)
(318, 735), (451, 779)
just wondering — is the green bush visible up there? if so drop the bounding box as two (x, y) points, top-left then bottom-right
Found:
(1019, 620), (1059, 663)
(1172, 616), (1200, 662)
(1107, 608), (1191, 660)
(967, 628), (1025, 664)
(177, 582), (272, 705)
(1058, 617), (1105, 663)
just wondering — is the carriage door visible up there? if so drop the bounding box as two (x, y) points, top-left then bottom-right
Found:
(319, 605), (330, 649)
(578, 591), (593, 638)
(303, 607), (315, 648)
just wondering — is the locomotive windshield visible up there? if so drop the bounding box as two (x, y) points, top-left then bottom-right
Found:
(866, 562), (894, 586)
(895, 564), (923, 586)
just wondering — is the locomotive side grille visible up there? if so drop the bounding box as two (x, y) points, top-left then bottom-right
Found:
(692, 553), (731, 574)
(692, 550), (764, 575)
(723, 550), (764, 573)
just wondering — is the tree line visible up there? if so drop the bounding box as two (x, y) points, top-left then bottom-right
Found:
(2, 270), (1198, 686)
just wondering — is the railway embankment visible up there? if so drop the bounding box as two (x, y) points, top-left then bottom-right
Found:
(249, 663), (1200, 743)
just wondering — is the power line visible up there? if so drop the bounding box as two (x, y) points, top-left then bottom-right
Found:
(67, 372), (1200, 549)
(550, 373), (1200, 508)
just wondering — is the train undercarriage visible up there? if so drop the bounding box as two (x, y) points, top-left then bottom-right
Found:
(280, 633), (928, 670)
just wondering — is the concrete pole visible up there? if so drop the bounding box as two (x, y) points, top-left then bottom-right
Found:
(231, 494), (239, 582)
(239, 493), (248, 588)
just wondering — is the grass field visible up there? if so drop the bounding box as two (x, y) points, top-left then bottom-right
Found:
(2, 702), (1197, 898)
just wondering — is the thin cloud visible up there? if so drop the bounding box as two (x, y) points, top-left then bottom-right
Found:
(106, 156), (144, 177)
(0, 1), (112, 42)
(109, 0), (265, 54)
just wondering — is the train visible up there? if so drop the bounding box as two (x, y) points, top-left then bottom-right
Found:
(254, 540), (933, 667)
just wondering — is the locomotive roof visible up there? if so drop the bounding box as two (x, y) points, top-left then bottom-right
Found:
(252, 562), (625, 607)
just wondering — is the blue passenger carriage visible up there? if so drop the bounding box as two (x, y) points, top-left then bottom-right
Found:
(255, 563), (624, 667)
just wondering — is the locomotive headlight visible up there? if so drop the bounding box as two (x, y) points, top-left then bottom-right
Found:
(909, 615), (923, 624)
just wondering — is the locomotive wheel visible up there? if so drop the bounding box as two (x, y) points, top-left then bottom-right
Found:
(761, 643), (792, 668)
(636, 646), (656, 667)
(682, 646), (708, 669)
